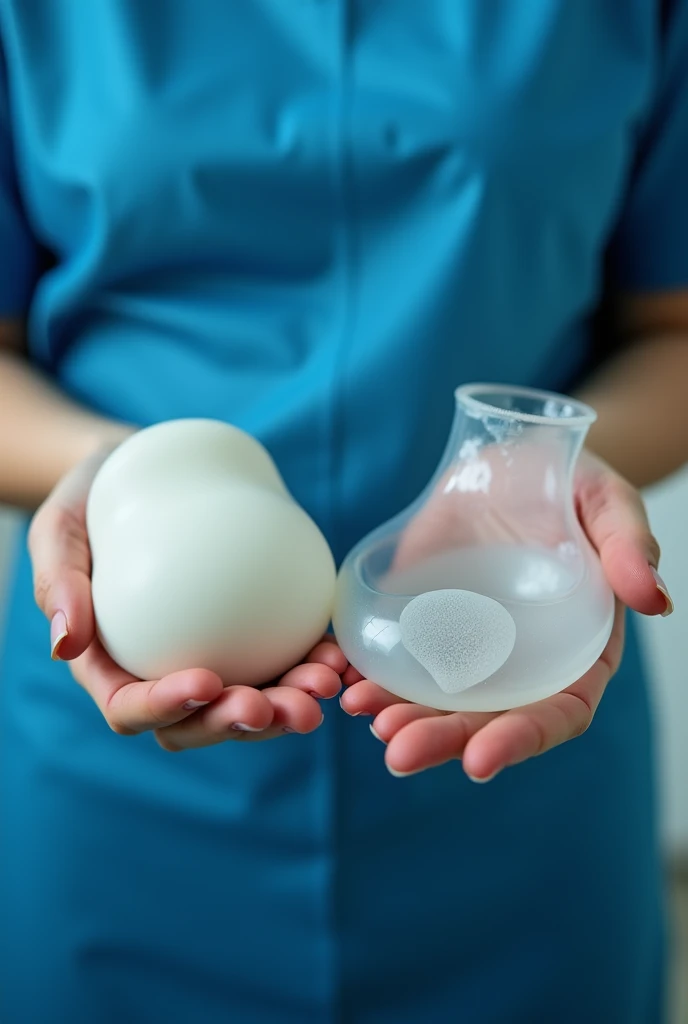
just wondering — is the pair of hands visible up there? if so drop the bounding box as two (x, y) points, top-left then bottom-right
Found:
(29, 444), (671, 781)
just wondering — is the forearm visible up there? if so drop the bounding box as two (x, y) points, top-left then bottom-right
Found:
(0, 335), (133, 509)
(577, 332), (688, 489)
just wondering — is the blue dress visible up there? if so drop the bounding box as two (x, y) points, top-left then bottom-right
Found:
(1, 3), (686, 1021)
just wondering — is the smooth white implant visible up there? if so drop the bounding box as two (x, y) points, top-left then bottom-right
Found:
(87, 419), (336, 685)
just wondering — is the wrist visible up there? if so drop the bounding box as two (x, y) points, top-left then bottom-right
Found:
(84, 420), (137, 459)
(29, 418), (138, 513)
(68, 418), (137, 473)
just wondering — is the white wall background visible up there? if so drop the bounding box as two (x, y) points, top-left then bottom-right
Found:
(639, 469), (688, 856)
(0, 506), (17, 625)
(1, 478), (687, 854)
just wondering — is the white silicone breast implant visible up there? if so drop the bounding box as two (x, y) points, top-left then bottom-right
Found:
(87, 420), (336, 685)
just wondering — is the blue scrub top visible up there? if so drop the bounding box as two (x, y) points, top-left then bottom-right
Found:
(1, 3), (687, 1022)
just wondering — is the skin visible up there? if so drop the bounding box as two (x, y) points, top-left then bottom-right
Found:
(0, 292), (685, 766)
(33, 450), (347, 748)
(1, 325), (346, 748)
(340, 451), (660, 780)
(340, 291), (688, 779)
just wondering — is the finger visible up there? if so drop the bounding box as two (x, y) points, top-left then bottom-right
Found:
(276, 661), (342, 699)
(304, 639), (349, 676)
(155, 685), (276, 750)
(28, 502), (95, 661)
(462, 602), (626, 781)
(342, 665), (365, 686)
(70, 640), (225, 734)
(383, 709), (497, 775)
(461, 677), (604, 782)
(339, 679), (411, 717)
(157, 685), (326, 751)
(371, 703), (445, 739)
(263, 686), (325, 734)
(577, 467), (669, 615)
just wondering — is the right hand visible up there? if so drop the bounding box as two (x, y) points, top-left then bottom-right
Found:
(28, 442), (345, 750)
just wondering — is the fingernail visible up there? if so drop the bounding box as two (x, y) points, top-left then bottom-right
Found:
(651, 568), (674, 617)
(231, 722), (264, 732)
(183, 699), (210, 710)
(369, 723), (384, 742)
(282, 726), (296, 734)
(466, 770), (499, 784)
(50, 611), (68, 660)
(387, 765), (420, 778)
(339, 696), (367, 716)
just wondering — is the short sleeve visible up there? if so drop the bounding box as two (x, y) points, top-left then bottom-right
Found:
(0, 44), (40, 316)
(610, 0), (688, 292)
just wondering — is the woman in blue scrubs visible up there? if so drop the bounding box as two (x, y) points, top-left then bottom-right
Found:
(1, 3), (686, 1022)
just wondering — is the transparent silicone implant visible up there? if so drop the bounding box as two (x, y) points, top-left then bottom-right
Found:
(332, 383), (615, 711)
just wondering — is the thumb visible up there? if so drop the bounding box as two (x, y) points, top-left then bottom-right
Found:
(577, 469), (672, 617)
(28, 480), (98, 662)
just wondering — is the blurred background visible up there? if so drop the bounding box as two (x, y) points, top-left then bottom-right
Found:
(1, 469), (687, 1020)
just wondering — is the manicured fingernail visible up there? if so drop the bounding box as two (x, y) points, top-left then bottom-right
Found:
(231, 722), (264, 732)
(651, 568), (674, 617)
(339, 696), (367, 715)
(369, 723), (384, 742)
(183, 699), (210, 710)
(387, 765), (419, 778)
(466, 770), (499, 784)
(50, 611), (68, 660)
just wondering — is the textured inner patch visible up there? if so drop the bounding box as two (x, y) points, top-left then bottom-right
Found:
(399, 590), (516, 694)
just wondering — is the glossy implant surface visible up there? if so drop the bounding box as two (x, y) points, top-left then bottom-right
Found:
(332, 384), (615, 711)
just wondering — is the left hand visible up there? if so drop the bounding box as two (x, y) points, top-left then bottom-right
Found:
(339, 451), (673, 781)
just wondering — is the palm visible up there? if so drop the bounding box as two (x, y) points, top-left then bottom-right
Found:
(31, 450), (345, 750)
(340, 451), (667, 779)
(392, 438), (572, 572)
